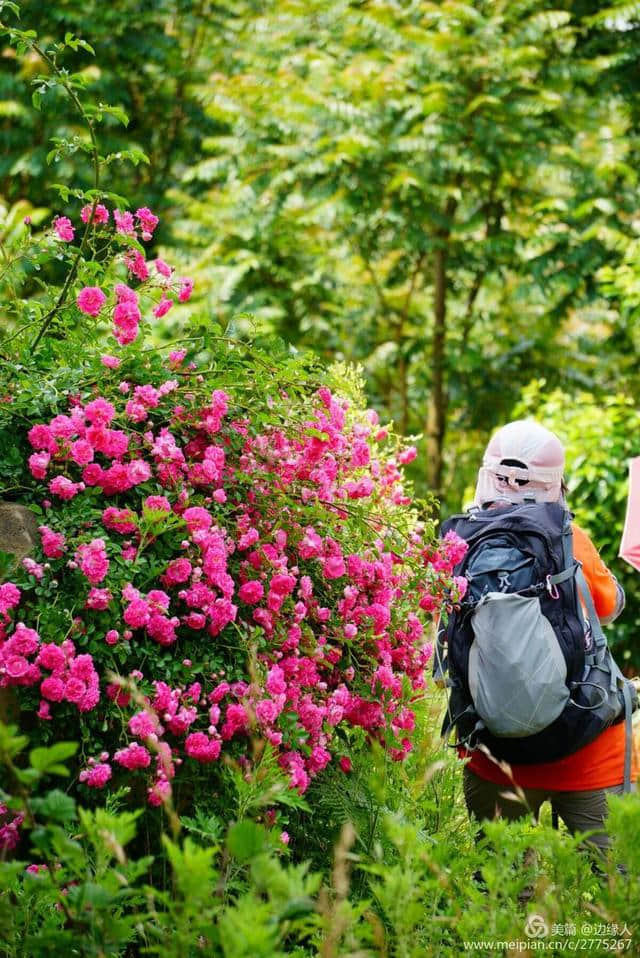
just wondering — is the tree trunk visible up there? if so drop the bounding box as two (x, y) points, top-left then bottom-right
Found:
(426, 244), (448, 497)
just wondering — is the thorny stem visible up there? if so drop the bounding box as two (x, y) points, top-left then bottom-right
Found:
(2, 31), (104, 351)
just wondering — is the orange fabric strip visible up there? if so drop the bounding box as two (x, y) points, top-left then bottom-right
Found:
(462, 722), (638, 791)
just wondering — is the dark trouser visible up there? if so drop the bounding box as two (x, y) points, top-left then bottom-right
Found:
(463, 766), (632, 855)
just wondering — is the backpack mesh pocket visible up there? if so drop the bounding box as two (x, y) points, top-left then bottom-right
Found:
(468, 592), (569, 738)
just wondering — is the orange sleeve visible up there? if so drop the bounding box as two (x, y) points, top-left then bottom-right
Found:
(571, 523), (618, 621)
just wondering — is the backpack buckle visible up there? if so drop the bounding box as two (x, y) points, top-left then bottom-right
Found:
(546, 575), (560, 600)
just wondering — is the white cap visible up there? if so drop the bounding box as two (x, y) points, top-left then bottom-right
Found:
(473, 420), (565, 507)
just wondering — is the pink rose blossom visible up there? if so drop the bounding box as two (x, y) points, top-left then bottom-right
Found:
(75, 539), (109, 585)
(163, 558), (192, 586)
(40, 676), (65, 702)
(28, 451), (50, 479)
(79, 762), (112, 787)
(22, 558), (44, 580)
(148, 777), (172, 806)
(70, 439), (94, 466)
(86, 588), (112, 611)
(100, 354), (122, 369)
(398, 445), (417, 465)
(182, 506), (212, 533)
(85, 398), (116, 425)
(129, 711), (161, 738)
(155, 258), (173, 278)
(144, 495), (171, 512)
(0, 582), (21, 615)
(153, 295), (174, 319)
(37, 701), (51, 720)
(238, 580), (264, 604)
(102, 507), (137, 535)
(53, 216), (74, 242)
(76, 286), (107, 317)
(113, 300), (141, 346)
(114, 743), (151, 770)
(37, 643), (66, 672)
(178, 278), (194, 302)
(49, 476), (83, 500)
(135, 207), (159, 240)
(81, 203), (109, 225)
(185, 732), (221, 763)
(114, 209), (136, 236)
(323, 556), (346, 579)
(28, 424), (54, 451)
(124, 249), (150, 281)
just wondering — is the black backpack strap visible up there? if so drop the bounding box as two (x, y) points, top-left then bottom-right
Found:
(440, 702), (470, 740)
(441, 703), (485, 751)
(622, 680), (633, 794)
(561, 509), (575, 569)
(432, 622), (449, 684)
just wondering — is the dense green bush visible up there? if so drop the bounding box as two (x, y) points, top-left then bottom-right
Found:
(2, 712), (640, 957)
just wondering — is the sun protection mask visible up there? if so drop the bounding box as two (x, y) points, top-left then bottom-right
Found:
(473, 420), (565, 507)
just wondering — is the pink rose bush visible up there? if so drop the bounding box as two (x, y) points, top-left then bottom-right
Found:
(1, 355), (467, 816)
(0, 210), (467, 828)
(44, 204), (192, 347)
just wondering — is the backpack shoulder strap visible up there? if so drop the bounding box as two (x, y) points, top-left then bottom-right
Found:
(561, 508), (576, 570)
(622, 681), (633, 793)
(564, 512), (609, 658)
(433, 621), (449, 684)
(575, 563), (608, 658)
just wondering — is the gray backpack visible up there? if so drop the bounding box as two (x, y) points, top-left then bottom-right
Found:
(436, 502), (637, 790)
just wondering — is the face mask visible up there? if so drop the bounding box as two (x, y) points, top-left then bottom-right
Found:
(473, 465), (563, 507)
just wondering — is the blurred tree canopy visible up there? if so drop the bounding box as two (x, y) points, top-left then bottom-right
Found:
(0, 0), (224, 227)
(2, 0), (640, 657)
(169, 0), (640, 504)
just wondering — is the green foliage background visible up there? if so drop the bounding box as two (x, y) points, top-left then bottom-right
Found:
(2, 4), (640, 953)
(2, 2), (640, 646)
(515, 384), (640, 665)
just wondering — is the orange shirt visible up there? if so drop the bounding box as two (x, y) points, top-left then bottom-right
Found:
(461, 523), (638, 790)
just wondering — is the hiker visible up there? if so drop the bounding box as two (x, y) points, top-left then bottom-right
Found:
(436, 420), (636, 855)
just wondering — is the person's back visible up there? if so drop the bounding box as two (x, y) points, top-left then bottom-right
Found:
(438, 420), (635, 855)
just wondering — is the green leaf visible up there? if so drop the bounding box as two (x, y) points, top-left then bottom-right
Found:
(14, 767), (40, 786)
(85, 102), (129, 126)
(0, 1), (21, 17)
(31, 789), (77, 824)
(0, 723), (29, 759)
(50, 183), (71, 202)
(30, 742), (78, 775)
(227, 820), (266, 862)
